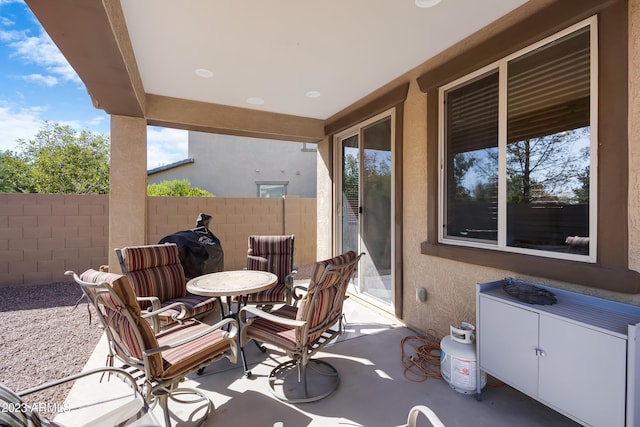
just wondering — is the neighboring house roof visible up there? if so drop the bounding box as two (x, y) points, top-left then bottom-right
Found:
(147, 158), (194, 176)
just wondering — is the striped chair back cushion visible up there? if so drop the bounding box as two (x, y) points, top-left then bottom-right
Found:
(296, 251), (358, 343)
(79, 269), (164, 377)
(80, 269), (138, 312)
(105, 309), (145, 360)
(120, 244), (187, 306)
(247, 235), (294, 284)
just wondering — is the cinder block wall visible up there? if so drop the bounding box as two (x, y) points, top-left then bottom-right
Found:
(0, 193), (109, 285)
(148, 196), (317, 270)
(1, 194), (316, 286)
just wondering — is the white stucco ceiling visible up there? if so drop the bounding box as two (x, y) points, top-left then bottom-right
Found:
(120, 0), (529, 120)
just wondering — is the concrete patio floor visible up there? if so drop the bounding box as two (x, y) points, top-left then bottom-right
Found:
(55, 296), (580, 426)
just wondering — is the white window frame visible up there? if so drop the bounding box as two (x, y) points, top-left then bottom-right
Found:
(256, 181), (288, 198)
(438, 16), (598, 263)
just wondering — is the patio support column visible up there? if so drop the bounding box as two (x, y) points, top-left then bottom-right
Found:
(108, 115), (147, 271)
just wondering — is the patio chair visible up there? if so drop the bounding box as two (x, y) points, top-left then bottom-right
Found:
(397, 405), (445, 427)
(66, 269), (238, 427)
(240, 234), (297, 309)
(115, 243), (221, 332)
(239, 250), (363, 403)
(1, 366), (159, 427)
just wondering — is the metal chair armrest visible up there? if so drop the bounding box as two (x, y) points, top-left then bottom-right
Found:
(18, 367), (151, 427)
(140, 300), (187, 332)
(18, 367), (138, 397)
(141, 301), (188, 320)
(239, 305), (306, 328)
(291, 284), (308, 304)
(402, 405), (445, 427)
(136, 296), (161, 312)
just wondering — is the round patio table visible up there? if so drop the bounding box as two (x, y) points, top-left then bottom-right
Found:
(187, 270), (277, 298)
(187, 270), (277, 375)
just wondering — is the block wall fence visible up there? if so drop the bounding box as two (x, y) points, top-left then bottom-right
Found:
(0, 194), (317, 286)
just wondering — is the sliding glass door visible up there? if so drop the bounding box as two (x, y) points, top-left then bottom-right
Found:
(336, 111), (394, 309)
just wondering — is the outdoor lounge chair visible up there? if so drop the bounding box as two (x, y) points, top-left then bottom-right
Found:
(239, 250), (363, 403)
(239, 234), (297, 308)
(66, 269), (238, 427)
(0, 366), (159, 427)
(115, 243), (221, 331)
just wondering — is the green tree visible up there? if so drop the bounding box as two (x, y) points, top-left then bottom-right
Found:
(147, 179), (214, 196)
(0, 150), (23, 192)
(2, 121), (110, 194)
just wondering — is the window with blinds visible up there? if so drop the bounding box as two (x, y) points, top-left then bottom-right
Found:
(440, 19), (596, 262)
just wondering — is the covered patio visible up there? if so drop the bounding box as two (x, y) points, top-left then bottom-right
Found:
(19, 0), (640, 426)
(54, 295), (579, 426)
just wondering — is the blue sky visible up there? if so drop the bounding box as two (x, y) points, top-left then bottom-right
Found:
(0, 0), (187, 169)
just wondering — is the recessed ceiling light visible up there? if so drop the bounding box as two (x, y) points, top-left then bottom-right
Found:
(195, 68), (213, 78)
(415, 0), (441, 8)
(306, 90), (321, 98)
(246, 97), (265, 105)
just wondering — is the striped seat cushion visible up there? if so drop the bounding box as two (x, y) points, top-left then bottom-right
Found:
(244, 252), (358, 352)
(80, 269), (230, 380)
(242, 305), (299, 353)
(156, 294), (219, 327)
(156, 320), (234, 379)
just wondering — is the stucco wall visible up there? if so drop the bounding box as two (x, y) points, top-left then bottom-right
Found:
(1, 194), (316, 286)
(399, 0), (640, 335)
(148, 132), (317, 198)
(317, 0), (640, 335)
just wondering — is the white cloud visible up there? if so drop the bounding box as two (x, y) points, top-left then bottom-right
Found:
(0, 104), (42, 151)
(1, 28), (80, 85)
(0, 103), (111, 152)
(86, 115), (106, 128)
(0, 106), (187, 167)
(0, 16), (14, 26)
(21, 73), (58, 86)
(147, 127), (189, 169)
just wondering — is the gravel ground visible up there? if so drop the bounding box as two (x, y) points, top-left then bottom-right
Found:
(0, 264), (314, 417)
(0, 281), (103, 416)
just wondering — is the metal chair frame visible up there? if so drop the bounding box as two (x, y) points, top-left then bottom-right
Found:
(240, 251), (363, 403)
(67, 270), (237, 427)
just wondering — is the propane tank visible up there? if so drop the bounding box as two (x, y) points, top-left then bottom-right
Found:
(440, 322), (487, 394)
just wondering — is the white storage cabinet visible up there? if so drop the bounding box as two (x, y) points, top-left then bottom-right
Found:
(476, 279), (640, 427)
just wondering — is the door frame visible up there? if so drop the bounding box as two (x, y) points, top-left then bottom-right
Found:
(333, 108), (399, 314)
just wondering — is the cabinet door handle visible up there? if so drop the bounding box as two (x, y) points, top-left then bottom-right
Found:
(535, 348), (547, 357)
